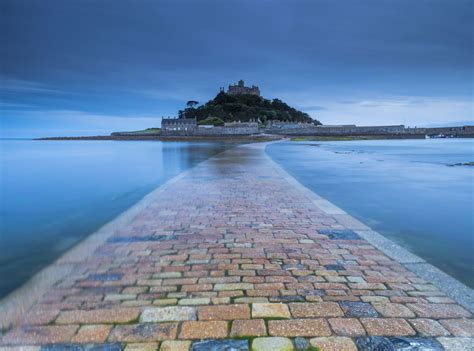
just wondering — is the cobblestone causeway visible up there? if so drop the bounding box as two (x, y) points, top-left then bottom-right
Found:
(0, 143), (472, 350)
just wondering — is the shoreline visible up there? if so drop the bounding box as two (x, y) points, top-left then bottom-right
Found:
(34, 133), (474, 142)
(1, 141), (472, 342)
(34, 134), (283, 142)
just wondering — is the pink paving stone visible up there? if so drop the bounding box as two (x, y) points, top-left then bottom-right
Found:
(309, 336), (357, 351)
(179, 321), (228, 339)
(407, 303), (471, 318)
(108, 323), (178, 342)
(230, 319), (267, 337)
(71, 324), (112, 343)
(440, 318), (474, 337)
(268, 319), (332, 337)
(198, 304), (250, 320)
(361, 318), (416, 336)
(372, 303), (416, 318)
(409, 319), (450, 336)
(21, 309), (59, 325)
(56, 308), (140, 324)
(289, 302), (344, 317)
(2, 325), (79, 344)
(328, 318), (366, 336)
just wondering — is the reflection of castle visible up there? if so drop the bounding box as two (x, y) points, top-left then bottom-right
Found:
(224, 80), (260, 96)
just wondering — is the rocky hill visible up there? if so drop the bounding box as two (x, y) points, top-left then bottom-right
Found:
(179, 91), (321, 125)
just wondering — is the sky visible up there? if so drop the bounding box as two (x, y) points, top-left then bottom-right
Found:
(1, 0), (473, 137)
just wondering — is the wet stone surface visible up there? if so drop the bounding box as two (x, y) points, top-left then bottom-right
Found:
(87, 273), (123, 281)
(41, 344), (122, 351)
(355, 336), (444, 351)
(3, 143), (472, 348)
(107, 234), (176, 243)
(294, 337), (309, 350)
(282, 264), (307, 271)
(319, 229), (361, 240)
(340, 301), (379, 317)
(191, 339), (249, 351)
(300, 289), (326, 297)
(324, 264), (346, 271)
(269, 295), (305, 302)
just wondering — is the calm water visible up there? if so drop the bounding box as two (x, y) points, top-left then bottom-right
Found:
(0, 140), (232, 298)
(267, 139), (474, 288)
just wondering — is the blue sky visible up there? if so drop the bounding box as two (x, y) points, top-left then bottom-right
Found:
(1, 0), (473, 137)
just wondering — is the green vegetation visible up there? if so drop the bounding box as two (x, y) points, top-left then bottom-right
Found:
(141, 128), (161, 133)
(198, 116), (225, 126)
(179, 91), (321, 125)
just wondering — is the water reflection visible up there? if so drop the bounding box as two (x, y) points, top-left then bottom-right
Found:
(0, 140), (232, 298)
(267, 139), (474, 287)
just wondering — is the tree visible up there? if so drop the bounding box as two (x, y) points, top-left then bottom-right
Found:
(186, 100), (199, 108)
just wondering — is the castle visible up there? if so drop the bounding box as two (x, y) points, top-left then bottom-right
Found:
(222, 80), (260, 96)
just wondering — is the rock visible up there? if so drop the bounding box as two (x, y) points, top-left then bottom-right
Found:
(191, 339), (249, 351)
(293, 337), (308, 350)
(355, 336), (444, 350)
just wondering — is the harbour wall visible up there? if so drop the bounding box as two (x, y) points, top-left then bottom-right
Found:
(112, 125), (474, 138)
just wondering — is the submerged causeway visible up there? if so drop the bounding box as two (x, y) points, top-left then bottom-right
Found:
(0, 143), (472, 350)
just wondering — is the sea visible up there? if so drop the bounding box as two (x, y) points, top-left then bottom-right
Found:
(266, 139), (474, 288)
(0, 138), (473, 299)
(0, 139), (232, 299)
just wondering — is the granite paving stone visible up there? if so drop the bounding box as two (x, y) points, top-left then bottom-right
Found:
(251, 337), (293, 351)
(198, 304), (250, 320)
(160, 340), (191, 351)
(372, 302), (416, 318)
(437, 337), (474, 351)
(2, 143), (472, 348)
(440, 318), (474, 336)
(309, 336), (357, 351)
(71, 325), (112, 343)
(56, 309), (140, 324)
(268, 319), (331, 337)
(1, 325), (79, 345)
(293, 337), (308, 350)
(289, 302), (344, 317)
(123, 343), (159, 351)
(407, 303), (471, 318)
(409, 318), (450, 336)
(339, 301), (379, 318)
(328, 318), (366, 336)
(108, 323), (178, 342)
(190, 339), (248, 351)
(361, 318), (416, 336)
(252, 303), (291, 319)
(230, 319), (267, 337)
(179, 321), (228, 339)
(139, 306), (196, 322)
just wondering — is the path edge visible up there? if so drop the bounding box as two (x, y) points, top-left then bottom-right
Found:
(0, 145), (234, 329)
(261, 142), (474, 313)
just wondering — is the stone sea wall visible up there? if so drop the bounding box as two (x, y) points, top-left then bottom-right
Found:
(161, 125), (259, 136)
(265, 125), (474, 137)
(112, 125), (474, 138)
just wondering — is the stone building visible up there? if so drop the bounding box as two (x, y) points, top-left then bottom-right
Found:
(161, 117), (197, 131)
(226, 80), (260, 96)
